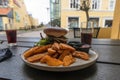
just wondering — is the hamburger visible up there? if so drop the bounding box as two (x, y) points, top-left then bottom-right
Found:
(35, 27), (68, 46)
(44, 27), (68, 43)
(44, 27), (67, 37)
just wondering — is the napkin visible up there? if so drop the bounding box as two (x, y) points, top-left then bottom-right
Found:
(0, 48), (12, 62)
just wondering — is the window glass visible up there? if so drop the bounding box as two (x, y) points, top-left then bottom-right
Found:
(3, 0), (8, 6)
(109, 0), (116, 10)
(68, 17), (79, 28)
(70, 0), (80, 9)
(105, 20), (112, 27)
(55, 0), (59, 4)
(89, 18), (99, 28)
(0, 17), (3, 30)
(92, 0), (100, 10)
(0, 0), (2, 5)
(0, 0), (8, 6)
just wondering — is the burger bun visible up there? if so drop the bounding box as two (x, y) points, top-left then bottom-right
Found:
(44, 27), (68, 37)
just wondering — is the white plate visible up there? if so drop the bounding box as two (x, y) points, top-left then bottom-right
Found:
(21, 49), (98, 72)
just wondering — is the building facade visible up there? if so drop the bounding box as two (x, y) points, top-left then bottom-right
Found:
(0, 0), (39, 30)
(111, 0), (120, 39)
(60, 0), (116, 29)
(50, 0), (61, 26)
(28, 14), (39, 28)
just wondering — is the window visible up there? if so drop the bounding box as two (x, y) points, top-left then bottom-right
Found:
(103, 18), (113, 27)
(0, 17), (3, 30)
(52, 0), (59, 4)
(104, 20), (113, 27)
(105, 20), (112, 27)
(89, 18), (99, 28)
(68, 17), (79, 28)
(15, 12), (20, 22)
(55, 0), (59, 4)
(109, 0), (116, 10)
(0, 0), (2, 5)
(70, 0), (80, 9)
(0, 0), (8, 6)
(91, 0), (100, 10)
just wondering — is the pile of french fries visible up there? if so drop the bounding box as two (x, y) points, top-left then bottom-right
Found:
(23, 42), (89, 66)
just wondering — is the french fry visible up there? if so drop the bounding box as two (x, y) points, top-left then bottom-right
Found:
(24, 42), (90, 67)
(33, 44), (51, 54)
(63, 54), (75, 66)
(52, 42), (60, 50)
(59, 43), (75, 52)
(43, 55), (63, 66)
(73, 51), (89, 60)
(27, 53), (45, 62)
(57, 49), (64, 54)
(52, 52), (59, 58)
(40, 54), (48, 63)
(47, 48), (56, 55)
(23, 46), (39, 59)
(58, 50), (70, 61)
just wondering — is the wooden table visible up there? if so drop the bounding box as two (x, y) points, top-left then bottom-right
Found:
(0, 36), (120, 80)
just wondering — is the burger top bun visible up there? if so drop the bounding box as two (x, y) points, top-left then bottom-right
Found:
(43, 27), (68, 37)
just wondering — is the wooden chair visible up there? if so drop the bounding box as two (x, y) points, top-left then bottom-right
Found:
(73, 28), (81, 38)
(92, 27), (100, 38)
(97, 27), (111, 38)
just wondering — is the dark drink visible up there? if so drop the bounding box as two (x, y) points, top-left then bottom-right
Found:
(81, 32), (92, 45)
(6, 30), (17, 44)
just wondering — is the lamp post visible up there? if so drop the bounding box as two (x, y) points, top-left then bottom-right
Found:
(46, 7), (50, 25)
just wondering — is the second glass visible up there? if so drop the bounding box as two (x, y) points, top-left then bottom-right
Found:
(5, 30), (17, 46)
(80, 22), (93, 45)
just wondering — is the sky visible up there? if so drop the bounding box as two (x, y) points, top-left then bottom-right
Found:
(24, 0), (50, 24)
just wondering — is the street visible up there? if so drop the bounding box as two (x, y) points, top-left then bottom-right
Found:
(0, 27), (74, 38)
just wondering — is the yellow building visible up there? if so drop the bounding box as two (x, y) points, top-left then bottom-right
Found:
(61, 0), (116, 29)
(28, 14), (39, 28)
(0, 8), (13, 30)
(0, 0), (39, 30)
(111, 0), (120, 39)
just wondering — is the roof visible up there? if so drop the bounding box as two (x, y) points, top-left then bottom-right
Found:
(0, 8), (12, 15)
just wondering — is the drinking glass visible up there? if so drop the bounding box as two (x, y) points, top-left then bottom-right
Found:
(5, 30), (17, 46)
(81, 22), (93, 45)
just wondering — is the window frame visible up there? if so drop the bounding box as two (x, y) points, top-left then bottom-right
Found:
(0, 17), (3, 30)
(67, 16), (80, 28)
(0, 0), (9, 6)
(108, 0), (116, 11)
(89, 17), (100, 28)
(69, 0), (80, 9)
(103, 17), (113, 27)
(52, 0), (59, 4)
(91, 0), (101, 10)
